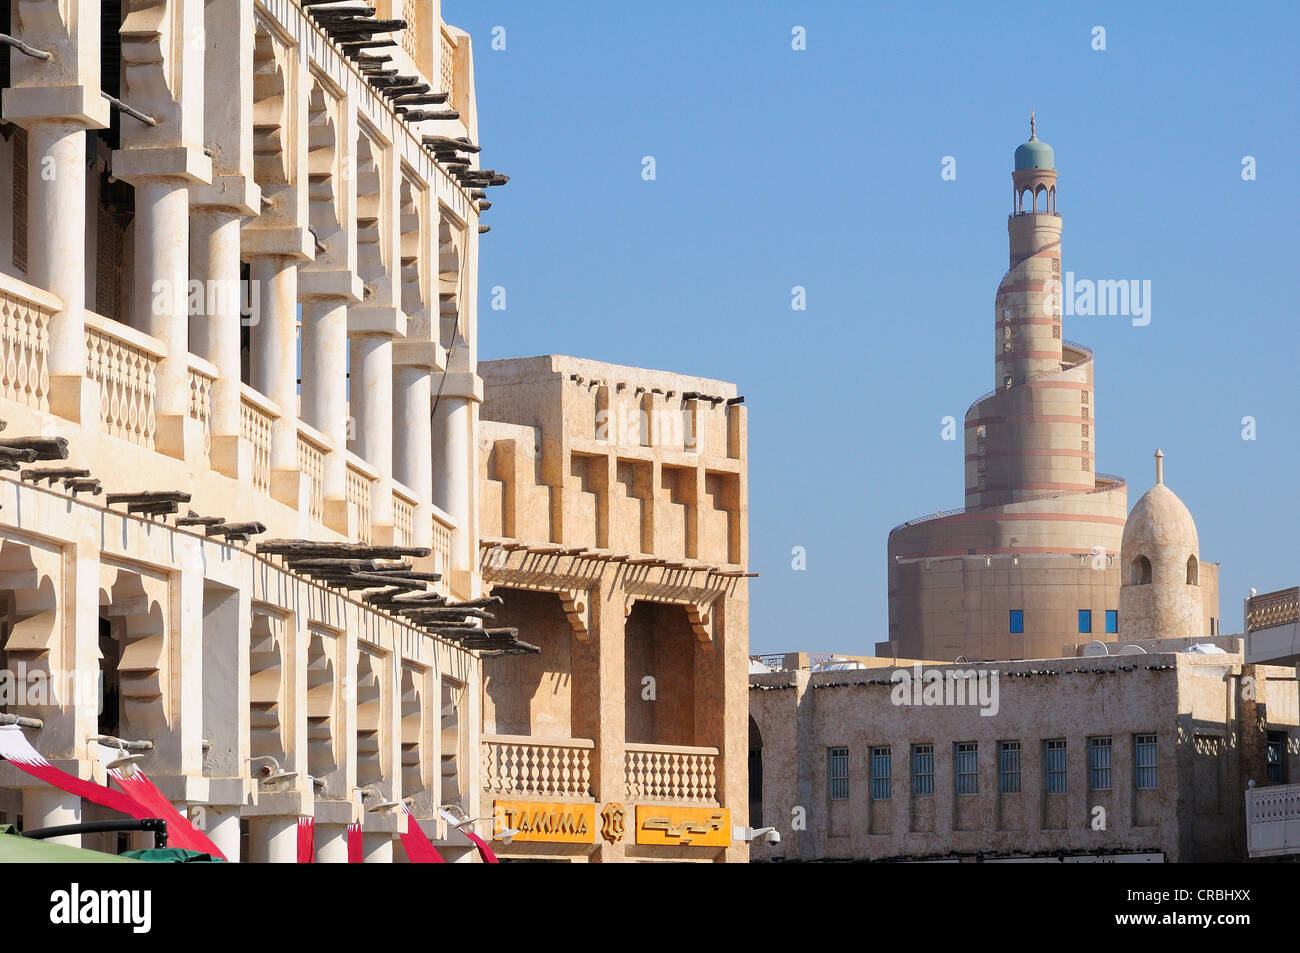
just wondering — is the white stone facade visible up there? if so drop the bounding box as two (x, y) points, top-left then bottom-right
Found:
(0, 1), (496, 861)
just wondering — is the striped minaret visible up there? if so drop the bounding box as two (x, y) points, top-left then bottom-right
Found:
(964, 116), (1096, 508)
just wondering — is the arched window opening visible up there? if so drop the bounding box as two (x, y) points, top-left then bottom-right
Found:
(1186, 555), (1199, 586)
(1132, 555), (1152, 586)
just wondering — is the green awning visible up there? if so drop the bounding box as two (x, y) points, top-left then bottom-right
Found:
(0, 824), (141, 863)
(123, 847), (226, 863)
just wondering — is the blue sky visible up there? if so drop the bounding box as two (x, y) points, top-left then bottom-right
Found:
(452, 1), (1300, 655)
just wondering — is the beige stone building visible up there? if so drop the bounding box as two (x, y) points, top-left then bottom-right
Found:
(475, 355), (751, 861)
(749, 648), (1299, 863)
(884, 125), (1220, 662)
(0, 1), (505, 860)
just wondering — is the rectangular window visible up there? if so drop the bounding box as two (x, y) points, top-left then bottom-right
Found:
(1105, 609), (1118, 634)
(870, 746), (892, 800)
(911, 744), (934, 796)
(1089, 736), (1112, 790)
(1135, 734), (1158, 790)
(999, 741), (1022, 794)
(1009, 610), (1024, 634)
(955, 742), (978, 795)
(1078, 609), (1092, 634)
(1044, 739), (1067, 794)
(1267, 732), (1286, 785)
(828, 746), (849, 800)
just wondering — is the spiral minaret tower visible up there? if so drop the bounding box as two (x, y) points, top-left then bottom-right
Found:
(884, 118), (1133, 662)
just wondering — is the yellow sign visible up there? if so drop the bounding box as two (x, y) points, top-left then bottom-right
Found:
(493, 800), (596, 844)
(634, 805), (731, 847)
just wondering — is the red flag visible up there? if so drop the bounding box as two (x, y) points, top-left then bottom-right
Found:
(399, 806), (446, 863)
(0, 728), (228, 859)
(297, 817), (315, 863)
(347, 822), (363, 863)
(0, 726), (146, 819)
(108, 763), (227, 859)
(461, 828), (500, 864)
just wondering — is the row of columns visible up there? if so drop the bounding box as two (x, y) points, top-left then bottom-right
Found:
(2, 515), (467, 861)
(1, 1), (479, 559)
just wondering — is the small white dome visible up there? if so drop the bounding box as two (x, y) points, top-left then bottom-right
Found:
(1118, 451), (1205, 642)
(1120, 450), (1199, 583)
(1121, 483), (1199, 569)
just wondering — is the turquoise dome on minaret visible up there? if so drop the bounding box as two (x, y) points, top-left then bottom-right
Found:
(1014, 112), (1054, 170)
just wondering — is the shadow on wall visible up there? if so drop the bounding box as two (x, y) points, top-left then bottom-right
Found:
(482, 588), (578, 738)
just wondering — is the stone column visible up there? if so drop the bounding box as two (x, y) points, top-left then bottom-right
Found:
(2, 0), (108, 420)
(349, 309), (402, 541)
(250, 254), (303, 507)
(204, 804), (243, 862)
(115, 0), (212, 458)
(22, 787), (82, 848)
(591, 580), (627, 862)
(190, 182), (258, 477)
(190, 0), (261, 476)
(433, 373), (482, 585)
(1, 92), (109, 423)
(315, 824), (350, 863)
(362, 833), (394, 863)
(248, 816), (299, 863)
(432, 399), (465, 518)
(300, 270), (361, 532)
(393, 342), (441, 550)
(128, 173), (197, 456)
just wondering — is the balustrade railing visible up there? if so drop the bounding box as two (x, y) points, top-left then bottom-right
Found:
(240, 385), (277, 496)
(85, 312), (162, 449)
(481, 734), (594, 798)
(0, 274), (52, 412)
(392, 484), (416, 548)
(1247, 587), (1300, 632)
(624, 742), (719, 803)
(440, 26), (457, 110)
(1246, 781), (1300, 858)
(346, 454), (376, 545)
(186, 355), (216, 456)
(430, 506), (455, 589)
(1248, 783), (1300, 823)
(296, 424), (330, 524)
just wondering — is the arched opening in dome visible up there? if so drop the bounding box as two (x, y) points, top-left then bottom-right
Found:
(1034, 185), (1046, 213)
(1186, 555), (1198, 586)
(1132, 555), (1152, 586)
(1019, 188), (1032, 214)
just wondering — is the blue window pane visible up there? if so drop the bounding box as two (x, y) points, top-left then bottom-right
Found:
(1078, 609), (1092, 633)
(1009, 610), (1024, 634)
(1105, 609), (1118, 634)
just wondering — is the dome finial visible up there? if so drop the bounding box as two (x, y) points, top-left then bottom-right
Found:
(1155, 448), (1164, 485)
(1030, 109), (1036, 140)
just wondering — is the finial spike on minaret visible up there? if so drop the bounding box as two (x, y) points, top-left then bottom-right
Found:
(1030, 110), (1036, 140)
(1155, 448), (1164, 485)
